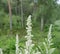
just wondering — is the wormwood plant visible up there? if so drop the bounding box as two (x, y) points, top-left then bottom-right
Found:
(38, 24), (55, 54)
(16, 34), (19, 54)
(0, 48), (3, 54)
(24, 15), (35, 54)
(24, 15), (41, 54)
(43, 24), (55, 54)
(16, 15), (41, 54)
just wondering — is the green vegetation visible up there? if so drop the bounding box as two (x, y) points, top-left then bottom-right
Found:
(0, 0), (60, 54)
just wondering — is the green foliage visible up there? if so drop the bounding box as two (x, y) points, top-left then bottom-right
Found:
(0, 0), (60, 54)
(0, 12), (22, 30)
(54, 20), (60, 31)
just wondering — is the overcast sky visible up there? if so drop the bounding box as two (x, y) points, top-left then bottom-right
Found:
(57, 0), (60, 4)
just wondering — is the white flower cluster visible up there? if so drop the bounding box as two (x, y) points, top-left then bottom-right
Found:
(0, 48), (3, 54)
(43, 24), (55, 54)
(25, 15), (34, 54)
(16, 34), (19, 54)
(25, 15), (41, 54)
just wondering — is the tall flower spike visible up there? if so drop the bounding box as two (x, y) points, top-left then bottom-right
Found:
(43, 24), (55, 54)
(47, 24), (52, 44)
(25, 15), (34, 54)
(16, 34), (19, 54)
(47, 24), (55, 54)
(0, 48), (3, 54)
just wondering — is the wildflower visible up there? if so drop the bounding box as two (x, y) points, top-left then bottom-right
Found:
(16, 34), (19, 54)
(43, 24), (55, 54)
(25, 15), (34, 54)
(0, 48), (3, 54)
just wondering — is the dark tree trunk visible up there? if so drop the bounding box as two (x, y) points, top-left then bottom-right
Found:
(21, 0), (24, 28)
(41, 16), (44, 31)
(15, 0), (18, 15)
(7, 0), (12, 31)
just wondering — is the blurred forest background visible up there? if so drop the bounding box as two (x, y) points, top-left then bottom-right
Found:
(0, 0), (60, 54)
